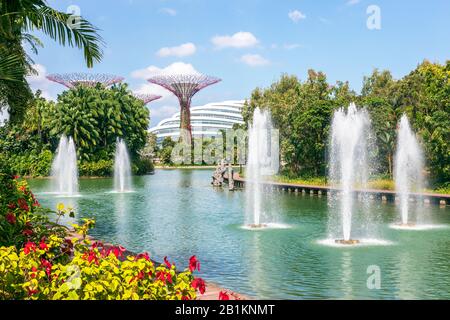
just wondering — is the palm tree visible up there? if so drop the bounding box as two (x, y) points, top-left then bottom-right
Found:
(0, 0), (104, 120)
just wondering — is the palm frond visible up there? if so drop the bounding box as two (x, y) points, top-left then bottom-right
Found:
(23, 6), (104, 68)
(0, 49), (25, 82)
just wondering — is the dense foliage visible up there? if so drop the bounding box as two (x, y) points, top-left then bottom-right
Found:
(0, 84), (151, 177)
(0, 171), (205, 300)
(244, 61), (450, 187)
(51, 83), (149, 161)
(0, 0), (103, 123)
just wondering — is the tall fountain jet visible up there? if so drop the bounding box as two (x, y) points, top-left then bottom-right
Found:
(394, 114), (424, 226)
(114, 138), (132, 192)
(245, 108), (278, 228)
(51, 135), (78, 196)
(329, 103), (371, 244)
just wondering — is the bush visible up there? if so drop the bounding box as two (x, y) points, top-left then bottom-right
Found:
(133, 158), (154, 175)
(7, 150), (53, 177)
(0, 173), (67, 249)
(78, 160), (113, 177)
(0, 173), (206, 300)
(0, 234), (200, 300)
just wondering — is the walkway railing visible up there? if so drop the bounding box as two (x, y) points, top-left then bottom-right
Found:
(225, 173), (449, 206)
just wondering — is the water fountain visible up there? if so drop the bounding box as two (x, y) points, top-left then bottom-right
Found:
(245, 108), (277, 229)
(51, 135), (78, 196)
(394, 114), (424, 227)
(328, 103), (371, 244)
(114, 138), (132, 192)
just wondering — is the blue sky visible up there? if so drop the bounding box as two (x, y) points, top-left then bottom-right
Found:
(26, 0), (450, 126)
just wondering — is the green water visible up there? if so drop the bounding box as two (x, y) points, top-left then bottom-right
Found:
(28, 169), (450, 299)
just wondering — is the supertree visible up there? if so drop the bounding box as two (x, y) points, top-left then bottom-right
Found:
(148, 73), (221, 144)
(46, 73), (124, 89)
(132, 93), (162, 105)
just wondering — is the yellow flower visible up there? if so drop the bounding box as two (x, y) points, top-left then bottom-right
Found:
(57, 203), (65, 212)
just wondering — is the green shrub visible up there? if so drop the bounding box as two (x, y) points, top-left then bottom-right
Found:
(78, 160), (113, 177)
(4, 150), (52, 177)
(133, 158), (154, 175)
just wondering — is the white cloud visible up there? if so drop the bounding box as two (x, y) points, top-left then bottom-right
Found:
(346, 0), (360, 5)
(156, 42), (196, 58)
(283, 43), (303, 50)
(150, 105), (179, 120)
(288, 10), (306, 23)
(240, 54), (270, 67)
(160, 7), (177, 16)
(26, 64), (56, 101)
(131, 62), (201, 101)
(211, 31), (259, 49)
(131, 62), (200, 80)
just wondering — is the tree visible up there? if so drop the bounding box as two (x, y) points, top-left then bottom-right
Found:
(360, 69), (398, 177)
(50, 83), (149, 161)
(0, 0), (104, 122)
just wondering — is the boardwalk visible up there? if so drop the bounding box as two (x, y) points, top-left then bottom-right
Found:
(227, 173), (449, 206)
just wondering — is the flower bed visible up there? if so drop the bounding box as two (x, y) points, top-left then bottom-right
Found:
(0, 172), (212, 300)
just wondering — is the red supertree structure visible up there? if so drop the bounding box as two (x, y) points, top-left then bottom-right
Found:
(46, 73), (124, 89)
(148, 73), (221, 144)
(133, 93), (162, 105)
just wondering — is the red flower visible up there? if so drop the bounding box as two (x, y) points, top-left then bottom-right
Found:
(24, 242), (37, 255)
(191, 278), (206, 295)
(156, 271), (166, 283)
(164, 256), (172, 268)
(110, 246), (126, 258)
(189, 255), (200, 272)
(5, 212), (16, 224)
(181, 296), (191, 300)
(27, 288), (39, 296)
(135, 252), (150, 261)
(17, 198), (29, 211)
(13, 175), (19, 180)
(40, 259), (52, 277)
(166, 272), (173, 284)
(39, 240), (48, 251)
(22, 229), (33, 237)
(219, 291), (230, 300)
(7, 202), (16, 209)
(82, 250), (99, 264)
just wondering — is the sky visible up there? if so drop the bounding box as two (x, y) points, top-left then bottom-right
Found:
(26, 0), (450, 127)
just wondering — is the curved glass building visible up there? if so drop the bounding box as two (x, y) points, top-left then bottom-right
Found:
(149, 100), (245, 142)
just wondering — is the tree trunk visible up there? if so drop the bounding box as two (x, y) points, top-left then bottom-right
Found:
(179, 100), (192, 146)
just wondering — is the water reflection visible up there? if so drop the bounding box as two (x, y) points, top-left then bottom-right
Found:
(27, 170), (450, 299)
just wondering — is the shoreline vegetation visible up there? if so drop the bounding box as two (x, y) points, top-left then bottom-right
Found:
(23, 166), (450, 195)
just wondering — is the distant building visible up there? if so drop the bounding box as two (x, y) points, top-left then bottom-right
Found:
(150, 100), (245, 143)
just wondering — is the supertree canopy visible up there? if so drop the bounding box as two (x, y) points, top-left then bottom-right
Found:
(133, 93), (162, 105)
(46, 73), (124, 89)
(147, 73), (221, 144)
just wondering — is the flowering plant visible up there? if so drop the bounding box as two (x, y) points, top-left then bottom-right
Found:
(0, 217), (205, 300)
(0, 173), (67, 250)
